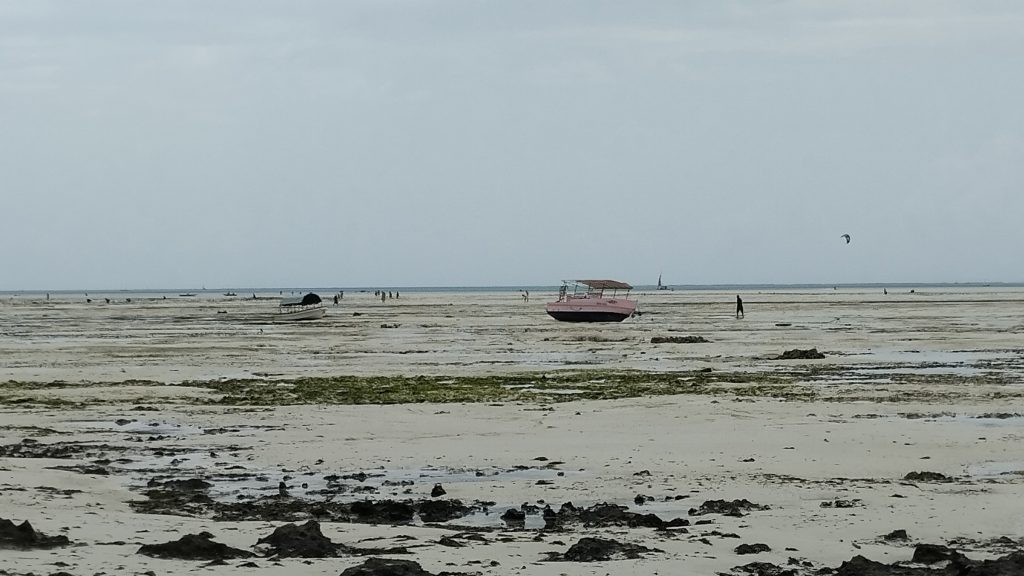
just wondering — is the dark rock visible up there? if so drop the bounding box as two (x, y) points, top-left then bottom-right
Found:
(882, 529), (910, 541)
(500, 509), (526, 524)
(150, 478), (213, 491)
(777, 348), (826, 360)
(339, 557), (436, 576)
(688, 499), (770, 517)
(651, 336), (709, 344)
(832, 548), (1024, 576)
(350, 500), (416, 523)
(0, 518), (70, 549)
(550, 537), (658, 562)
(903, 471), (954, 483)
(834, 555), (929, 576)
(430, 484), (446, 498)
(731, 562), (797, 576)
(966, 550), (1024, 575)
(257, 520), (340, 558)
(438, 536), (464, 547)
(820, 499), (861, 508)
(520, 503), (541, 515)
(912, 544), (965, 564)
(736, 543), (771, 555)
(561, 502), (678, 528)
(542, 505), (558, 529)
(138, 532), (252, 560)
(416, 499), (470, 523)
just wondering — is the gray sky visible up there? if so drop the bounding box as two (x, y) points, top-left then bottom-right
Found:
(2, 1), (1022, 289)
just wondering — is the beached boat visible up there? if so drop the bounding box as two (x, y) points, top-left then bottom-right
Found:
(545, 280), (638, 322)
(276, 293), (326, 321)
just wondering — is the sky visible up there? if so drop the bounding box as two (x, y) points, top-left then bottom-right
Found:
(2, 1), (1022, 290)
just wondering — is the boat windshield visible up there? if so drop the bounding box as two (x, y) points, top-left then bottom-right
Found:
(558, 280), (630, 301)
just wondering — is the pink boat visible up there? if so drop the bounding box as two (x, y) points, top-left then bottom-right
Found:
(545, 280), (638, 322)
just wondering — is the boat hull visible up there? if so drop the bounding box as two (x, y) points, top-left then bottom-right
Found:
(546, 309), (631, 322)
(545, 298), (637, 323)
(275, 307), (326, 322)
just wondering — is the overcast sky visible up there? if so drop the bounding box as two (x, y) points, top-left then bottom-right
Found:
(2, 1), (1022, 290)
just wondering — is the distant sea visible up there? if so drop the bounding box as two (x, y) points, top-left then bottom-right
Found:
(3, 282), (1024, 298)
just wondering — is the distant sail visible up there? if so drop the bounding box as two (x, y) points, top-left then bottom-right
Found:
(840, 234), (851, 244)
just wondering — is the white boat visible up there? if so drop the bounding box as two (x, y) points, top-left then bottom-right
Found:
(276, 293), (326, 321)
(545, 280), (638, 322)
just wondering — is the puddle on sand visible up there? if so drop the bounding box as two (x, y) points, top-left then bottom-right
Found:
(862, 350), (1010, 365)
(966, 461), (1024, 479)
(123, 457), (583, 504)
(939, 414), (1024, 427)
(69, 419), (205, 436)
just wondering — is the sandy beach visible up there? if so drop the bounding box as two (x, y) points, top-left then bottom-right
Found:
(2, 287), (1024, 575)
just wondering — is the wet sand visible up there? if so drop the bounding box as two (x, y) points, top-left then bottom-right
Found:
(2, 287), (1024, 574)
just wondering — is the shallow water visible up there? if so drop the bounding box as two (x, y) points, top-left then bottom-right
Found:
(4, 287), (1024, 382)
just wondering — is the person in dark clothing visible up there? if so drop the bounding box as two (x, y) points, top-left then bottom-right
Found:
(736, 295), (744, 319)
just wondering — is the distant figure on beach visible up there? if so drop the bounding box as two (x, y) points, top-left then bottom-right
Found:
(381, 292), (386, 303)
(883, 288), (887, 295)
(340, 291), (344, 299)
(388, 291), (393, 299)
(736, 295), (744, 319)
(525, 290), (529, 302)
(333, 295), (339, 306)
(395, 292), (399, 299)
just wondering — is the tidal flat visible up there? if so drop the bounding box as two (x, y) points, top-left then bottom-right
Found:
(2, 287), (1024, 575)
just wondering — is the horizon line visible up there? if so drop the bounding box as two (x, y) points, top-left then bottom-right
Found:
(4, 280), (1024, 294)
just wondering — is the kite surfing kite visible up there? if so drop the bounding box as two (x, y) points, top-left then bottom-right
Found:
(840, 234), (851, 244)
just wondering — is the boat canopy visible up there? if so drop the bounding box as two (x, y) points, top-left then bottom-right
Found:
(573, 280), (633, 290)
(280, 293), (322, 307)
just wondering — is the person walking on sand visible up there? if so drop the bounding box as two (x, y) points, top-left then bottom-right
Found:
(736, 295), (744, 319)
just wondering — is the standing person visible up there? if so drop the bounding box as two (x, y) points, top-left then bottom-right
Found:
(381, 291), (386, 303)
(525, 290), (529, 302)
(736, 295), (744, 319)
